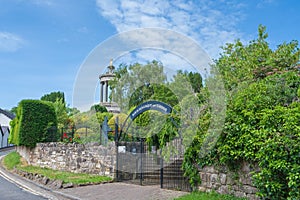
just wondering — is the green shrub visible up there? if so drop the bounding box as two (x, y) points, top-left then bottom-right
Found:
(182, 28), (300, 199)
(9, 99), (58, 147)
(183, 72), (300, 199)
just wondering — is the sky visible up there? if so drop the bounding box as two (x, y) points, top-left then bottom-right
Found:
(0, 0), (299, 111)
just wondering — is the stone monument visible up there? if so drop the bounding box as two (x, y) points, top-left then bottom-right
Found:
(99, 59), (120, 113)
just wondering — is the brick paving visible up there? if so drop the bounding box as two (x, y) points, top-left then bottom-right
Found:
(61, 182), (188, 200)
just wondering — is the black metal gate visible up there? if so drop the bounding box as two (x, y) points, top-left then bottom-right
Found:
(114, 101), (191, 191)
(116, 138), (191, 191)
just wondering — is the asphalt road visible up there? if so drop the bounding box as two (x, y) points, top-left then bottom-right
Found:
(0, 148), (47, 200)
(0, 175), (47, 200)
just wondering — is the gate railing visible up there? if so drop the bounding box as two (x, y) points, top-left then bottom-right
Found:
(115, 137), (191, 191)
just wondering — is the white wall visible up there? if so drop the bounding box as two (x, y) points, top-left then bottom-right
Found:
(0, 113), (11, 127)
(0, 113), (13, 147)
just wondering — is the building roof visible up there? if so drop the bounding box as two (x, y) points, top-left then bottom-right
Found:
(0, 108), (15, 119)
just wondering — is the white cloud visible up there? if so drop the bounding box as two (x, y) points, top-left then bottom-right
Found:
(96, 0), (246, 58)
(0, 32), (25, 52)
(256, 0), (277, 8)
(72, 28), (212, 111)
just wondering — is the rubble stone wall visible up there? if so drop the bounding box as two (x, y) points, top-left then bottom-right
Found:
(16, 142), (116, 178)
(198, 162), (259, 200)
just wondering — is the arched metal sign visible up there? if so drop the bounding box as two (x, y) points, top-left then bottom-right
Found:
(118, 100), (173, 141)
(129, 100), (172, 121)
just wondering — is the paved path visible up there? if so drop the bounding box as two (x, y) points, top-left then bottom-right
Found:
(62, 182), (187, 200)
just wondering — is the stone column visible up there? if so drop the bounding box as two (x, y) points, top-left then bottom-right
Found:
(106, 81), (109, 102)
(100, 81), (104, 102)
(103, 81), (106, 102)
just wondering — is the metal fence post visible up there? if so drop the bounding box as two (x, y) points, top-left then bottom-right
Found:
(160, 149), (164, 188)
(140, 138), (144, 185)
(115, 117), (119, 181)
(100, 124), (102, 145)
(61, 127), (63, 142)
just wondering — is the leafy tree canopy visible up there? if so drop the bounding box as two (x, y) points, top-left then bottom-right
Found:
(213, 25), (300, 91)
(41, 91), (65, 104)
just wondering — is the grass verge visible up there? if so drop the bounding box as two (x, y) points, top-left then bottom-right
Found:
(3, 151), (112, 185)
(3, 151), (21, 170)
(174, 191), (248, 200)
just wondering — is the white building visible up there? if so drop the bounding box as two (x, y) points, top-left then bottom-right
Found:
(0, 108), (15, 148)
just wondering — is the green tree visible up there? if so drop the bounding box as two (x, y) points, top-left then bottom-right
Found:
(10, 106), (17, 115)
(110, 60), (168, 111)
(175, 70), (203, 93)
(91, 104), (108, 113)
(213, 25), (300, 91)
(66, 107), (80, 117)
(52, 98), (69, 129)
(182, 25), (300, 199)
(41, 91), (65, 103)
(41, 91), (69, 128)
(110, 61), (204, 153)
(168, 71), (197, 102)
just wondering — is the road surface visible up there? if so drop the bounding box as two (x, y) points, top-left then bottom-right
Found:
(0, 148), (47, 200)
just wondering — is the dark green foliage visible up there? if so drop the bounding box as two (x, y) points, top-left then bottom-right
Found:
(129, 84), (178, 108)
(252, 104), (300, 199)
(66, 107), (80, 117)
(177, 70), (203, 93)
(9, 100), (58, 147)
(10, 106), (17, 116)
(110, 60), (204, 113)
(110, 61), (204, 154)
(217, 73), (300, 199)
(110, 60), (168, 112)
(90, 104), (108, 113)
(182, 25), (300, 199)
(41, 91), (65, 103)
(214, 25), (300, 91)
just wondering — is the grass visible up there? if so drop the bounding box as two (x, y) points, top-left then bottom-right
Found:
(3, 151), (112, 185)
(3, 151), (21, 170)
(174, 191), (248, 200)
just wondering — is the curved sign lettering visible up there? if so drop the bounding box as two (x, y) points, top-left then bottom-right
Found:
(129, 100), (172, 121)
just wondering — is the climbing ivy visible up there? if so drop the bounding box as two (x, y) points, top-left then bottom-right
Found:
(182, 25), (300, 199)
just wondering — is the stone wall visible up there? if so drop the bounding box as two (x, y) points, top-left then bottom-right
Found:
(198, 162), (259, 200)
(16, 142), (260, 199)
(16, 142), (116, 178)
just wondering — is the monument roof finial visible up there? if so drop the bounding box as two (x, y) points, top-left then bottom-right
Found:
(108, 58), (115, 73)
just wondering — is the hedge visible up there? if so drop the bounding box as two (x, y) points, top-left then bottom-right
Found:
(9, 99), (58, 147)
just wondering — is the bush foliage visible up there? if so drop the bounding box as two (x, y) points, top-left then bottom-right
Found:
(9, 99), (58, 147)
(182, 25), (300, 199)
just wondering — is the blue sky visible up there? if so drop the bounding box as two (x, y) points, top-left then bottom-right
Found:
(0, 0), (299, 110)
